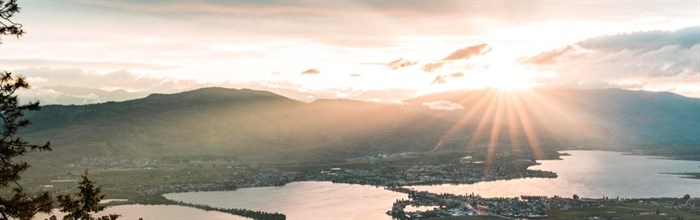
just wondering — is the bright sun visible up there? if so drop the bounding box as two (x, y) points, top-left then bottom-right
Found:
(485, 65), (538, 90)
(490, 78), (536, 90)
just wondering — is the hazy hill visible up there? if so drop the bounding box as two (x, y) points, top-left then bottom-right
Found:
(21, 87), (700, 166)
(407, 88), (700, 148)
(23, 87), (453, 164)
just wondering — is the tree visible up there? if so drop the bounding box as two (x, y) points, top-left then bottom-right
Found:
(0, 1), (54, 219)
(0, 0), (24, 38)
(572, 194), (579, 200)
(53, 171), (119, 220)
(0, 1), (119, 220)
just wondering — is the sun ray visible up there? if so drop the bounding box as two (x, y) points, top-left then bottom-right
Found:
(512, 91), (546, 160)
(505, 92), (523, 168)
(484, 90), (506, 175)
(534, 88), (613, 144)
(430, 89), (497, 152)
(520, 90), (593, 149)
(466, 89), (501, 155)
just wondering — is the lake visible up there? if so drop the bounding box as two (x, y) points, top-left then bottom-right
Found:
(164, 181), (406, 220)
(412, 150), (700, 198)
(40, 150), (698, 220)
(34, 204), (247, 220)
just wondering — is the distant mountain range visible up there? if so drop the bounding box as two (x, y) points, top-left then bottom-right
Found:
(21, 87), (700, 165)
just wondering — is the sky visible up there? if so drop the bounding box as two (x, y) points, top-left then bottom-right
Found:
(1, 0), (698, 104)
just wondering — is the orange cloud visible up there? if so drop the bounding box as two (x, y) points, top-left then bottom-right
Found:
(443, 43), (490, 60)
(450, 72), (464, 78)
(423, 62), (444, 72)
(431, 75), (447, 84)
(301, 68), (321, 74)
(521, 46), (573, 65)
(387, 58), (417, 70)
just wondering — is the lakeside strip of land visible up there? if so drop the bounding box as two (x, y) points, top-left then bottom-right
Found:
(663, 172), (700, 180)
(28, 149), (700, 219)
(386, 187), (699, 219)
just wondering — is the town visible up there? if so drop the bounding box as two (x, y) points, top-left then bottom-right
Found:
(387, 187), (699, 219)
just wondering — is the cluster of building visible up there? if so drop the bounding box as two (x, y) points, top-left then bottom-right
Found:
(135, 168), (300, 195)
(345, 152), (421, 163)
(388, 188), (699, 219)
(312, 160), (556, 186)
(388, 188), (584, 219)
(122, 152), (558, 197)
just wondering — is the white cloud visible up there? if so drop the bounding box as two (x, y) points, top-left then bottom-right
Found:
(2, 58), (176, 70)
(422, 100), (464, 111)
(1, 1), (696, 102)
(14, 67), (200, 92)
(526, 26), (700, 97)
(17, 86), (148, 105)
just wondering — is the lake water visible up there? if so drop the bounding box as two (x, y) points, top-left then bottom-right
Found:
(412, 150), (700, 198)
(34, 205), (247, 220)
(39, 151), (697, 220)
(164, 181), (406, 220)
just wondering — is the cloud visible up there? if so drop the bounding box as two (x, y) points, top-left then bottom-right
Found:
(428, 73), (463, 84)
(449, 72), (464, 78)
(350, 88), (419, 103)
(18, 86), (149, 105)
(12, 67), (422, 105)
(349, 73), (361, 77)
(14, 67), (199, 92)
(521, 46), (573, 65)
(386, 44), (488, 74)
(3, 58), (176, 70)
(527, 26), (700, 97)
(422, 100), (464, 111)
(422, 62), (444, 72)
(578, 26), (700, 52)
(387, 58), (417, 70)
(443, 43), (490, 60)
(301, 68), (321, 74)
(541, 81), (647, 90)
(431, 75), (447, 84)
(8, 67), (223, 104)
(232, 81), (419, 103)
(537, 27), (700, 78)
(393, 44), (489, 73)
(75, 1), (488, 49)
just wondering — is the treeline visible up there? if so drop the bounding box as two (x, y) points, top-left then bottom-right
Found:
(174, 201), (286, 220)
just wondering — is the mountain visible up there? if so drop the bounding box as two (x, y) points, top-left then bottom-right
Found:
(406, 88), (700, 148)
(21, 87), (700, 167)
(23, 87), (453, 164)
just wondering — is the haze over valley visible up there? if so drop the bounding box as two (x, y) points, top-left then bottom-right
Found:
(21, 87), (700, 165)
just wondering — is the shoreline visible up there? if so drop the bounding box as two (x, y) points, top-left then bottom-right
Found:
(40, 149), (700, 219)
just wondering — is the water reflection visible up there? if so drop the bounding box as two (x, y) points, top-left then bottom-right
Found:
(34, 205), (246, 220)
(411, 151), (700, 198)
(165, 181), (406, 220)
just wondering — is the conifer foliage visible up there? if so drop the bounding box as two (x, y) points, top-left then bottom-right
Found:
(54, 171), (119, 220)
(0, 0), (54, 218)
(0, 1), (118, 219)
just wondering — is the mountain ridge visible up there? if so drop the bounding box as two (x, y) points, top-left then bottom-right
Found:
(21, 87), (700, 168)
